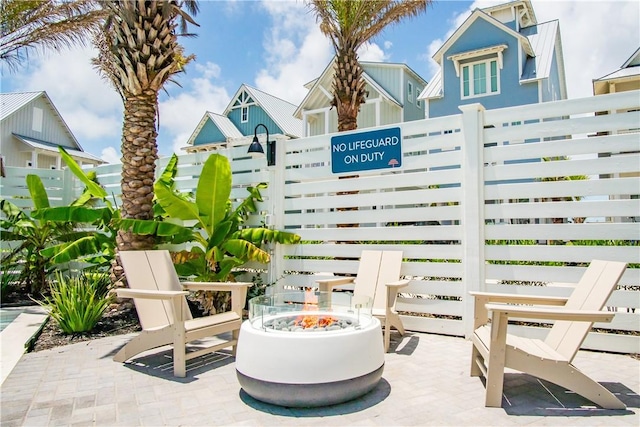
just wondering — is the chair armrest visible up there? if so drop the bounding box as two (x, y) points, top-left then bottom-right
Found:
(316, 277), (355, 293)
(485, 303), (615, 323)
(385, 280), (410, 310)
(181, 281), (252, 292)
(386, 279), (410, 289)
(470, 291), (570, 330)
(182, 281), (252, 317)
(469, 291), (569, 306)
(116, 289), (188, 300)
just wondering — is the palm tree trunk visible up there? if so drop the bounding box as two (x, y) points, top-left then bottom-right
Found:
(116, 90), (159, 251)
(332, 47), (366, 132)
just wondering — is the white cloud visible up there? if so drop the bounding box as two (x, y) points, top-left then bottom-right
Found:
(9, 46), (123, 155)
(533, 0), (640, 99)
(254, 2), (333, 104)
(100, 146), (121, 164)
(358, 42), (389, 62)
(159, 71), (232, 154)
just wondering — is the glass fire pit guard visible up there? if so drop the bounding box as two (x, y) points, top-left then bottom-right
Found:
(235, 290), (385, 407)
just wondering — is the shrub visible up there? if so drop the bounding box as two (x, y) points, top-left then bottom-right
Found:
(37, 272), (114, 334)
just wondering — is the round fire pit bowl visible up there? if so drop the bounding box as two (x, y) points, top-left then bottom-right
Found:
(235, 291), (384, 407)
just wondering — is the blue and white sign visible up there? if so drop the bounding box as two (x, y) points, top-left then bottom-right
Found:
(331, 127), (402, 174)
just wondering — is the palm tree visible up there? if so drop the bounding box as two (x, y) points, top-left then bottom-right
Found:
(0, 0), (106, 72)
(307, 0), (432, 132)
(92, 0), (199, 251)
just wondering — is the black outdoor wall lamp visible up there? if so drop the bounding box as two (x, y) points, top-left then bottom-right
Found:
(247, 123), (276, 166)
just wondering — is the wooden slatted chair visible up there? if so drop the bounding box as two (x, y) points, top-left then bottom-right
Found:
(316, 250), (409, 352)
(114, 250), (251, 377)
(470, 259), (627, 409)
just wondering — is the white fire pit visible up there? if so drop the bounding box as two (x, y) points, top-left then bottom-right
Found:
(236, 291), (384, 407)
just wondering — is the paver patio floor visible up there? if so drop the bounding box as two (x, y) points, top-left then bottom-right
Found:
(1, 331), (638, 426)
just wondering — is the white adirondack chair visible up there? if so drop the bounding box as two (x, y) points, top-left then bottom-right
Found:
(316, 250), (409, 352)
(114, 250), (251, 377)
(470, 259), (627, 409)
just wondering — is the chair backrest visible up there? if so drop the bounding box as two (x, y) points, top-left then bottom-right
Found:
(353, 250), (403, 311)
(119, 250), (193, 330)
(544, 260), (627, 361)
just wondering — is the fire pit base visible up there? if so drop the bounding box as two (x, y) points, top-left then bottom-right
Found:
(237, 364), (384, 407)
(235, 301), (385, 408)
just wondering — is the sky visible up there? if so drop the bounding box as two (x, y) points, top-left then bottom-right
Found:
(1, 0), (639, 164)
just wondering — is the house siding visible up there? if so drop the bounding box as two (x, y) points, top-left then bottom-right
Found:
(363, 65), (401, 101)
(541, 48), (562, 102)
(1, 97), (76, 168)
(227, 105), (283, 136)
(193, 120), (226, 146)
(428, 18), (539, 118)
(403, 72), (426, 122)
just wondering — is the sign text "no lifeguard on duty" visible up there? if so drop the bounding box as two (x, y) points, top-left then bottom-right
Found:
(331, 127), (402, 174)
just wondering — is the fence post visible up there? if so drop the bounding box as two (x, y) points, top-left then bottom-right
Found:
(270, 137), (287, 293)
(459, 103), (486, 339)
(62, 167), (74, 206)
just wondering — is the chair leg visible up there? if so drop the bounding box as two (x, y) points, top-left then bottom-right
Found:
(485, 312), (508, 407)
(384, 324), (391, 353)
(518, 361), (626, 409)
(470, 344), (483, 377)
(113, 329), (170, 363)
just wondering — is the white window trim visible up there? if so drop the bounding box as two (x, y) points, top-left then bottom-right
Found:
(460, 58), (501, 100)
(407, 81), (414, 104)
(241, 106), (248, 123)
(448, 44), (507, 77)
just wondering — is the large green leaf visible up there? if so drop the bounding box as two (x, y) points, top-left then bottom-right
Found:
(117, 218), (202, 246)
(0, 199), (27, 221)
(58, 147), (108, 200)
(196, 154), (231, 235)
(26, 175), (50, 209)
(235, 228), (301, 245)
(41, 236), (111, 263)
(222, 238), (270, 264)
(32, 206), (112, 223)
(154, 179), (200, 223)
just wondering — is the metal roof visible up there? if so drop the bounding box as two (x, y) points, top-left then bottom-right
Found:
(418, 69), (442, 100)
(520, 20), (559, 81)
(208, 112), (243, 139)
(229, 85), (303, 138)
(13, 134), (103, 163)
(1, 91), (43, 121)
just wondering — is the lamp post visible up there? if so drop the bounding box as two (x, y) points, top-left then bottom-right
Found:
(247, 123), (276, 166)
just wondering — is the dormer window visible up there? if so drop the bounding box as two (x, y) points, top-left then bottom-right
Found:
(461, 58), (500, 98)
(448, 44), (506, 100)
(241, 106), (248, 123)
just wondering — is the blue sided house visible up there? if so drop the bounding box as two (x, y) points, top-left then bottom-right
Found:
(419, 0), (567, 118)
(184, 84), (303, 153)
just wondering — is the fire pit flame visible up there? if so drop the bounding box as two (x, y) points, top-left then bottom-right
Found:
(296, 289), (337, 329)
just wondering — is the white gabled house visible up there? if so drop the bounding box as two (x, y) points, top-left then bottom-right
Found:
(294, 60), (427, 137)
(0, 91), (103, 170)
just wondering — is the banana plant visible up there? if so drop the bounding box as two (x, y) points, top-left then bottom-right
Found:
(0, 177), (75, 294)
(119, 153), (300, 282)
(26, 147), (118, 271)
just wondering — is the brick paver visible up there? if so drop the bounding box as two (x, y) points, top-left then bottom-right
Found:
(1, 331), (638, 426)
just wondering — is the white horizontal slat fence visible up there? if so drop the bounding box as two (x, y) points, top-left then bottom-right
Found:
(1, 91), (638, 353)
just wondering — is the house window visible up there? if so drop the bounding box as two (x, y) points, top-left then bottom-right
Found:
(461, 59), (500, 99)
(407, 82), (414, 104)
(241, 106), (248, 123)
